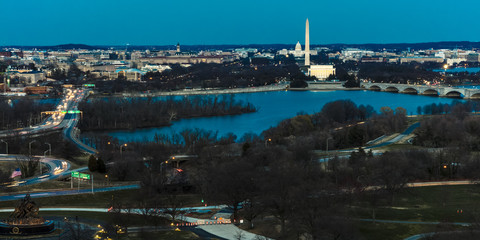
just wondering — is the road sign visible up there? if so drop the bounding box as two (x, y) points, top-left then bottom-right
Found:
(66, 110), (82, 114)
(80, 173), (90, 180)
(71, 171), (90, 180)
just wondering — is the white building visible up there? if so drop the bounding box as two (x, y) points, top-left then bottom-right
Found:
(309, 65), (335, 80)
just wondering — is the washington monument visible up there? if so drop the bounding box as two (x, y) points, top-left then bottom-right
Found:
(305, 18), (310, 66)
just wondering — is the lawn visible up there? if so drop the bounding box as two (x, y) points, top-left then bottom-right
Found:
(350, 184), (480, 223)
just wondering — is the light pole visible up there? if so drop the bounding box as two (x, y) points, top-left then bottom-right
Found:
(264, 138), (272, 148)
(120, 143), (127, 156)
(1, 140), (7, 155)
(29, 140), (37, 156)
(45, 142), (51, 156)
(325, 137), (333, 169)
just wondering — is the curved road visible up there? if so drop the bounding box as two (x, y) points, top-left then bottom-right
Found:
(318, 121), (421, 162)
(364, 122), (420, 149)
(0, 154), (96, 188)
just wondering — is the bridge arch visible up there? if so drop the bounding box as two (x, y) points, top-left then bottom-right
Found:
(470, 93), (480, 99)
(385, 86), (399, 93)
(422, 89), (439, 96)
(444, 91), (463, 98)
(369, 85), (381, 91)
(401, 87), (418, 95)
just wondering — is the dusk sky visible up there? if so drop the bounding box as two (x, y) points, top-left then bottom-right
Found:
(2, 0), (479, 46)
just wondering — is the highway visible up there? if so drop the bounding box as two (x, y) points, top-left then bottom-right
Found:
(0, 88), (97, 154)
(318, 121), (421, 163)
(0, 88), (79, 138)
(0, 154), (97, 188)
(364, 122), (420, 149)
(0, 184), (140, 201)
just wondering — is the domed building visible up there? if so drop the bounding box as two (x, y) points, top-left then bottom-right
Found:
(293, 41), (303, 57)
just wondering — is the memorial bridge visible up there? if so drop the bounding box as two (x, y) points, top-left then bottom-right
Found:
(361, 82), (480, 99)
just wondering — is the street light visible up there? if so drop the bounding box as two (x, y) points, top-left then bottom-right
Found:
(29, 140), (37, 156)
(120, 143), (127, 155)
(265, 138), (272, 147)
(1, 140), (7, 155)
(45, 142), (51, 156)
(326, 137), (333, 153)
(325, 137), (333, 169)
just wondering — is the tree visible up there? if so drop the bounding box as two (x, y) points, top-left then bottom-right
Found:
(16, 156), (39, 178)
(97, 157), (106, 173)
(88, 155), (98, 172)
(289, 80), (308, 88)
(196, 156), (256, 223)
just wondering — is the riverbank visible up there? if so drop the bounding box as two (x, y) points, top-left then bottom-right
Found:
(90, 84), (290, 98)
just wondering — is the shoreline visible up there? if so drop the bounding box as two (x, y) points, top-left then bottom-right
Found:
(89, 83), (356, 98)
(90, 84), (290, 98)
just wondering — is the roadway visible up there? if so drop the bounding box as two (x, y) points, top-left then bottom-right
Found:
(0, 88), (81, 139)
(0, 88), (97, 154)
(318, 121), (421, 163)
(364, 122), (420, 149)
(0, 154), (99, 188)
(0, 184), (140, 201)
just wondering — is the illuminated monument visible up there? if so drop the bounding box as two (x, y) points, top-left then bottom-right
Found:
(0, 194), (54, 236)
(304, 18), (336, 80)
(305, 18), (310, 66)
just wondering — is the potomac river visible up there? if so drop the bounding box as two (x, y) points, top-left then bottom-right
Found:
(86, 89), (466, 143)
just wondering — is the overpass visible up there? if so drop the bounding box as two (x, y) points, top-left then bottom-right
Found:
(361, 82), (480, 99)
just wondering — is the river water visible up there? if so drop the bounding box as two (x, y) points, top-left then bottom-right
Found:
(86, 90), (466, 143)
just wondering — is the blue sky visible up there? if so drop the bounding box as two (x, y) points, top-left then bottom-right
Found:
(1, 0), (479, 45)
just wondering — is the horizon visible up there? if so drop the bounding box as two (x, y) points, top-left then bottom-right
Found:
(3, 40), (480, 48)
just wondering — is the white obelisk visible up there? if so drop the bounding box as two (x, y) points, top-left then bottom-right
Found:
(305, 18), (310, 66)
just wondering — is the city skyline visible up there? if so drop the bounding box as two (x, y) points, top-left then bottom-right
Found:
(2, 0), (479, 46)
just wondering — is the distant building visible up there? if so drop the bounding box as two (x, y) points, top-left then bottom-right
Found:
(361, 56), (384, 63)
(466, 53), (480, 62)
(8, 70), (46, 85)
(0, 52), (12, 57)
(309, 65), (335, 80)
(140, 55), (227, 64)
(141, 64), (171, 72)
(399, 57), (444, 64)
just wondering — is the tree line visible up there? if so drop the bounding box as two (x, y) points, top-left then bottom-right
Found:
(263, 100), (407, 150)
(78, 95), (256, 131)
(0, 99), (55, 130)
(414, 103), (480, 150)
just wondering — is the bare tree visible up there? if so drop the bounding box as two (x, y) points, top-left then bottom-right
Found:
(16, 156), (39, 178)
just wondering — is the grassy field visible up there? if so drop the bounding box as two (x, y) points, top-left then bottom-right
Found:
(350, 185), (480, 224)
(243, 185), (480, 240)
(356, 221), (445, 240)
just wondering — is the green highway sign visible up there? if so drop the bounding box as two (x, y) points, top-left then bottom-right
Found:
(63, 110), (82, 114)
(80, 173), (90, 180)
(71, 171), (90, 180)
